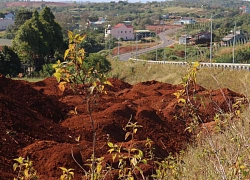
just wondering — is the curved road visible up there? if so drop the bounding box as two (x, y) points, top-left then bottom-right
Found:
(118, 27), (182, 61)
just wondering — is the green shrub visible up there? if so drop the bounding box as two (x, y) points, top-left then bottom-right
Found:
(39, 64), (55, 77)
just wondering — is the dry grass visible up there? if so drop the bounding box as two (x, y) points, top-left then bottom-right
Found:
(108, 58), (250, 97)
(13, 77), (45, 82)
(108, 59), (186, 85)
(163, 6), (204, 14)
(180, 109), (250, 180)
(197, 68), (250, 98)
(214, 43), (250, 58)
(109, 59), (250, 179)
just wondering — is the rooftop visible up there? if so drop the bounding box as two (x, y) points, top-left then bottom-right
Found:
(113, 23), (133, 29)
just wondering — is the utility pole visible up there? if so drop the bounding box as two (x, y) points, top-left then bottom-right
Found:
(185, 31), (187, 62)
(150, 32), (151, 47)
(210, 14), (213, 65)
(136, 33), (138, 60)
(131, 39), (133, 54)
(156, 32), (158, 61)
(233, 22), (236, 64)
(164, 48), (166, 61)
(156, 46), (158, 61)
(118, 37), (120, 58)
(108, 35), (111, 57)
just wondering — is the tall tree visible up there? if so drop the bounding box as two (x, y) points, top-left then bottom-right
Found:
(14, 9), (33, 30)
(39, 6), (64, 61)
(80, 31), (104, 57)
(12, 7), (64, 71)
(5, 9), (32, 39)
(13, 10), (45, 70)
(0, 46), (21, 77)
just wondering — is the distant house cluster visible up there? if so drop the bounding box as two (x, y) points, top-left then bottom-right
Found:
(179, 32), (211, 45)
(0, 12), (15, 31)
(179, 30), (247, 46)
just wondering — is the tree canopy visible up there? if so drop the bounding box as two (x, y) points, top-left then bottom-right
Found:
(0, 46), (21, 77)
(12, 7), (64, 71)
(5, 9), (32, 39)
(84, 53), (111, 74)
(80, 31), (104, 57)
(14, 9), (33, 30)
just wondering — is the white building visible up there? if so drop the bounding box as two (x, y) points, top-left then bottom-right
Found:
(240, 6), (250, 13)
(0, 19), (14, 30)
(4, 12), (15, 20)
(176, 17), (196, 25)
(0, 12), (15, 31)
(87, 17), (107, 30)
(105, 23), (134, 40)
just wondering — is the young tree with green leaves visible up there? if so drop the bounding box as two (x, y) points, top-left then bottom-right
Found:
(53, 31), (112, 179)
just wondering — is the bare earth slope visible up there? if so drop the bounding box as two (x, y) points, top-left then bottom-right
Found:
(0, 76), (245, 179)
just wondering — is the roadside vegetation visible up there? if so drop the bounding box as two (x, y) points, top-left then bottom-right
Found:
(108, 58), (250, 97)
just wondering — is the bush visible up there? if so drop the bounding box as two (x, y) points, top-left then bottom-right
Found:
(84, 53), (111, 74)
(39, 64), (55, 77)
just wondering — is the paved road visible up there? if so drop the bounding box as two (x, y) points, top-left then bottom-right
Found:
(118, 27), (182, 61)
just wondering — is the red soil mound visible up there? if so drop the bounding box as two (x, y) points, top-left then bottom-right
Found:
(0, 76), (245, 179)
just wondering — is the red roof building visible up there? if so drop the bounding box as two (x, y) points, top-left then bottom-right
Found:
(105, 23), (134, 40)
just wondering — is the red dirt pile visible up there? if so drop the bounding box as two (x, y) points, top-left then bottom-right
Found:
(0, 76), (245, 179)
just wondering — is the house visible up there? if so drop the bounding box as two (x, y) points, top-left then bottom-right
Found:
(123, 21), (132, 25)
(105, 23), (134, 40)
(4, 12), (15, 20)
(173, 21), (184, 25)
(240, 6), (250, 13)
(179, 32), (211, 45)
(87, 17), (107, 30)
(0, 19), (14, 31)
(0, 12), (15, 31)
(221, 30), (246, 46)
(161, 14), (169, 20)
(134, 30), (155, 40)
(189, 32), (211, 45)
(175, 17), (196, 25)
(179, 34), (192, 44)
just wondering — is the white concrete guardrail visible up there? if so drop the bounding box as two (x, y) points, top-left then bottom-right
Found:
(129, 58), (250, 71)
